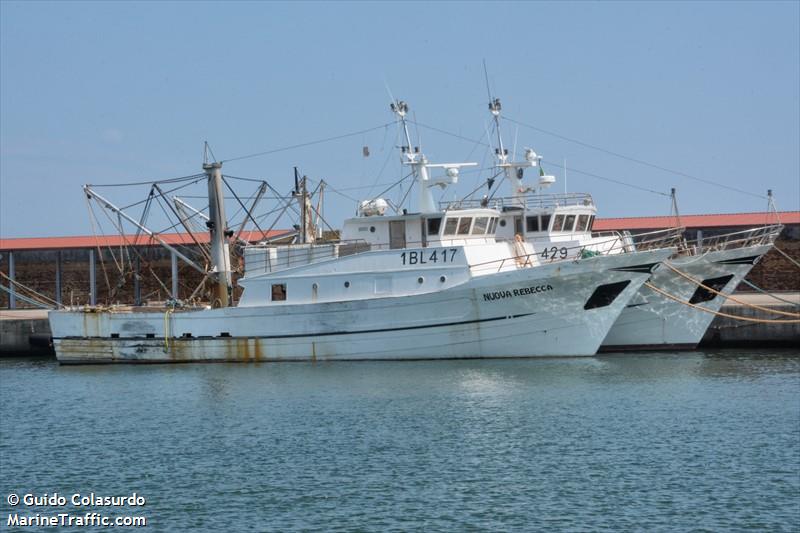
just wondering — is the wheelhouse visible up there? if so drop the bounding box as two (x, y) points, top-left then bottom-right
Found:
(341, 207), (501, 248)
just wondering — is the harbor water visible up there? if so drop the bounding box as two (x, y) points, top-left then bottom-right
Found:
(1, 350), (798, 531)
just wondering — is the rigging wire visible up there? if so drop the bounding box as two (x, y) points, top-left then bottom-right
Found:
(410, 119), (668, 198)
(503, 116), (766, 199)
(89, 173), (206, 188)
(221, 122), (395, 163)
(117, 176), (206, 212)
(541, 159), (671, 197)
(366, 125), (400, 199)
(408, 120), (491, 148)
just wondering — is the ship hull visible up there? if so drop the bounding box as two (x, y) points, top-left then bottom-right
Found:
(50, 250), (671, 363)
(599, 244), (771, 351)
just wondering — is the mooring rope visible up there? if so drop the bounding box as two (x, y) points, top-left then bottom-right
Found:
(772, 245), (800, 270)
(664, 263), (800, 318)
(739, 279), (800, 309)
(0, 271), (62, 308)
(0, 284), (53, 309)
(644, 282), (800, 324)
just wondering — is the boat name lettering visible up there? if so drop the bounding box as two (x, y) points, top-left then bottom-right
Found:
(482, 285), (554, 301)
(401, 248), (458, 265)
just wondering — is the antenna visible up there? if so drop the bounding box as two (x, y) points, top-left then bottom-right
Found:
(766, 189), (781, 224)
(670, 187), (682, 228)
(482, 59), (493, 101)
(203, 141), (217, 165)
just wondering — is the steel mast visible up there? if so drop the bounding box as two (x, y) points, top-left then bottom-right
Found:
(390, 100), (476, 214)
(488, 98), (553, 208)
(203, 161), (232, 307)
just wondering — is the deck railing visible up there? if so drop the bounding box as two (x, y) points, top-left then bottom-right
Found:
(240, 224), (782, 276)
(440, 192), (595, 211)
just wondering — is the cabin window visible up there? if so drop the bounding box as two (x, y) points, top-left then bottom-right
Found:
(472, 217), (489, 235)
(514, 216), (523, 235)
(498, 219), (506, 227)
(427, 217), (442, 236)
(271, 283), (287, 301)
(488, 217), (498, 234)
(576, 214), (590, 232)
(457, 217), (472, 235)
(443, 218), (459, 235)
(540, 214), (552, 232)
(526, 216), (539, 232)
(564, 214), (576, 232)
(552, 214), (565, 232)
(588, 215), (595, 231)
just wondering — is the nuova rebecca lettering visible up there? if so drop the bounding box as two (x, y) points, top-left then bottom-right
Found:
(482, 284), (554, 301)
(483, 290), (513, 301)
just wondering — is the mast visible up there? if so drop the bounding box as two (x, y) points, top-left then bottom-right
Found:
(389, 100), (475, 214)
(293, 167), (315, 244)
(488, 98), (551, 207)
(203, 161), (232, 307)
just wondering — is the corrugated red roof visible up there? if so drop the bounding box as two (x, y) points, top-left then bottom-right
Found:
(0, 230), (292, 252)
(592, 211), (798, 231)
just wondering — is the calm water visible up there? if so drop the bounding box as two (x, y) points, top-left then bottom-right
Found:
(1, 350), (798, 531)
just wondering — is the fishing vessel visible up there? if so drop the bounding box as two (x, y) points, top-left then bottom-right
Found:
(471, 97), (781, 350)
(48, 102), (673, 363)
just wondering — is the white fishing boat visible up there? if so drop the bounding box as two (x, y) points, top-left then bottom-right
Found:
(48, 102), (673, 363)
(472, 97), (781, 350)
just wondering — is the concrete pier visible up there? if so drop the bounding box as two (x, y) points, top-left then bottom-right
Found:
(701, 293), (800, 347)
(0, 309), (53, 356)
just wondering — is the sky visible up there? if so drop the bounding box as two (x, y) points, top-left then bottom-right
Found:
(1, 0), (798, 238)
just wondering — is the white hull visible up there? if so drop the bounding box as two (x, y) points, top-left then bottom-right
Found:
(600, 244), (771, 351)
(50, 250), (671, 363)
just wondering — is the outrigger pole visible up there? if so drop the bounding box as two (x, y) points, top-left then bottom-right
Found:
(83, 186), (209, 279)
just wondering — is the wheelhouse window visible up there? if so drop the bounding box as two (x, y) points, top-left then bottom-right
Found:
(426, 217), (442, 236)
(271, 283), (287, 302)
(564, 214), (576, 232)
(457, 217), (472, 235)
(587, 215), (595, 231)
(540, 214), (552, 232)
(472, 217), (489, 235)
(576, 214), (590, 232)
(526, 216), (539, 232)
(552, 214), (565, 232)
(488, 217), (498, 234)
(443, 218), (458, 236)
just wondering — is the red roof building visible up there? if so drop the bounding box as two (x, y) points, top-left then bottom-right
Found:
(0, 211), (797, 251)
(592, 211), (798, 232)
(0, 230), (293, 252)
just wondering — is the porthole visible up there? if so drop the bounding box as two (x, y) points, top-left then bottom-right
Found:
(312, 283), (318, 290)
(439, 276), (446, 283)
(417, 277), (424, 284)
(344, 281), (350, 288)
(499, 219), (507, 227)
(369, 226), (376, 233)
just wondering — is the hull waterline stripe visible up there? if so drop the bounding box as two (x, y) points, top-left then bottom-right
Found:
(55, 312), (536, 342)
